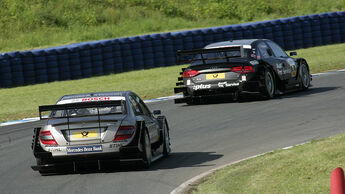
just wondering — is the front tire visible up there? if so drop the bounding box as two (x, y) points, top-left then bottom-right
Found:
(163, 122), (171, 157)
(299, 63), (311, 90)
(142, 130), (152, 168)
(261, 69), (275, 99)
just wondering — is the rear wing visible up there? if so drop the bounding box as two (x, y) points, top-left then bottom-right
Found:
(39, 101), (125, 120)
(177, 46), (245, 65)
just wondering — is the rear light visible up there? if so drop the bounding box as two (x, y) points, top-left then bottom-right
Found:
(231, 66), (254, 73)
(182, 70), (200, 78)
(113, 125), (135, 141)
(243, 66), (254, 73)
(39, 131), (58, 145)
(232, 66), (243, 73)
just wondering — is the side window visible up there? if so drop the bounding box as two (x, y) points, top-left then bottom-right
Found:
(257, 42), (271, 59)
(266, 41), (288, 57)
(129, 96), (143, 115)
(138, 100), (152, 117)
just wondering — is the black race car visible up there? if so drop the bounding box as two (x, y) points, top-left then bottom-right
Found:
(174, 39), (311, 104)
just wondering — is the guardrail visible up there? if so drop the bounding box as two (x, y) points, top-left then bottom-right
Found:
(0, 11), (344, 88)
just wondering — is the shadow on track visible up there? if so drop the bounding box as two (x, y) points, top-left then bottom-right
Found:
(43, 152), (223, 175)
(150, 151), (223, 171)
(181, 86), (340, 106)
(277, 86), (340, 99)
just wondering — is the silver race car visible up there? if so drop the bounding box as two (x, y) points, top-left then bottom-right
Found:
(31, 91), (171, 175)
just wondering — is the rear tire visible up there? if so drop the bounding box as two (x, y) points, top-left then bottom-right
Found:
(163, 122), (171, 157)
(142, 130), (152, 168)
(261, 69), (275, 99)
(299, 63), (310, 90)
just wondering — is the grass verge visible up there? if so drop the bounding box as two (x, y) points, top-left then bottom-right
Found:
(1, 42), (345, 122)
(1, 0), (345, 52)
(189, 133), (345, 194)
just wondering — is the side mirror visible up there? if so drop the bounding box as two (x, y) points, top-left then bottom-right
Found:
(290, 51), (297, 56)
(153, 110), (161, 115)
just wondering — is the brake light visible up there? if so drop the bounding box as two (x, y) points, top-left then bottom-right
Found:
(182, 70), (200, 78)
(113, 125), (135, 141)
(231, 66), (254, 73)
(39, 131), (58, 145)
(232, 66), (243, 73)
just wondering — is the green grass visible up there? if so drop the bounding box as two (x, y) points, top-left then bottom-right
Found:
(297, 43), (345, 73)
(1, 0), (345, 52)
(1, 42), (345, 122)
(0, 65), (185, 122)
(190, 133), (345, 194)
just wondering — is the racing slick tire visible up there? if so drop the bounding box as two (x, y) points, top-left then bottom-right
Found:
(299, 62), (311, 90)
(142, 129), (152, 168)
(162, 121), (171, 157)
(260, 69), (275, 99)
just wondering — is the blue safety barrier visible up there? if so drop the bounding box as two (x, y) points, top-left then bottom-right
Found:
(0, 11), (345, 87)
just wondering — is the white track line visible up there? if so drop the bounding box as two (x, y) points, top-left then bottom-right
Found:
(1, 69), (344, 127)
(0, 95), (183, 126)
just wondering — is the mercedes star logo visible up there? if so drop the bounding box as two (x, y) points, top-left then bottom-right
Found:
(81, 131), (89, 137)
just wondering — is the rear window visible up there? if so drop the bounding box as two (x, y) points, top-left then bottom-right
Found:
(191, 49), (250, 66)
(49, 102), (125, 118)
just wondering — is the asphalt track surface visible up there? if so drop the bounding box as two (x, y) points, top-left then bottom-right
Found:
(1, 71), (345, 194)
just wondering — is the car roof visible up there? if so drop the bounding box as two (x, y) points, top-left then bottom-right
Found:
(59, 91), (131, 101)
(205, 39), (263, 48)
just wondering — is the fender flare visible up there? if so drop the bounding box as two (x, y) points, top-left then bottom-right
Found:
(296, 58), (310, 79)
(259, 61), (280, 91)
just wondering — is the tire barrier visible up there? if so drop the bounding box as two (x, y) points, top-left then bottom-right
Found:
(1, 11), (345, 88)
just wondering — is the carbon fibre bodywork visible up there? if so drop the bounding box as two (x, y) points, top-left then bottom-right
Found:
(174, 39), (312, 104)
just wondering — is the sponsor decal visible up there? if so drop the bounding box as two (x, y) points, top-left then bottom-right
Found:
(47, 147), (63, 152)
(72, 130), (99, 139)
(57, 96), (125, 105)
(206, 73), (225, 80)
(218, 82), (240, 88)
(249, 60), (259, 65)
(193, 84), (211, 90)
(287, 58), (297, 77)
(109, 144), (122, 149)
(82, 97), (110, 102)
(186, 79), (191, 86)
(67, 145), (103, 154)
